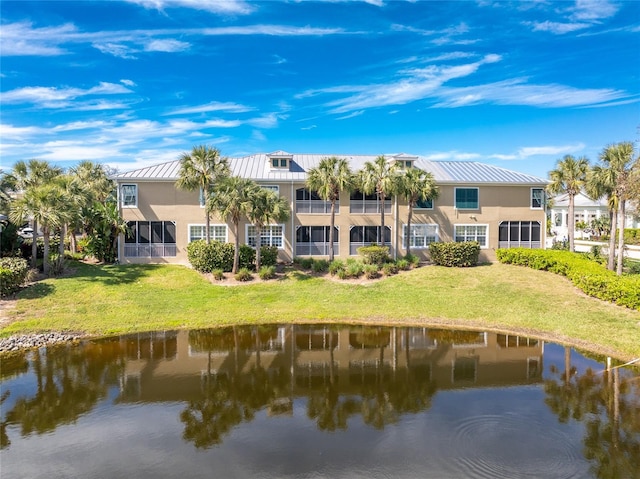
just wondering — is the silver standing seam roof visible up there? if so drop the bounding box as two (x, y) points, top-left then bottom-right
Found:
(115, 152), (548, 185)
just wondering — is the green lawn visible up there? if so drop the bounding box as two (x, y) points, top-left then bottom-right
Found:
(2, 261), (639, 360)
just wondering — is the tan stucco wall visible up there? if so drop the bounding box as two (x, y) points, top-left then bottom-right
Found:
(118, 180), (546, 264)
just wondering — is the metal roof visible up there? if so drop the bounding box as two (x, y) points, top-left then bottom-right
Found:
(115, 153), (548, 185)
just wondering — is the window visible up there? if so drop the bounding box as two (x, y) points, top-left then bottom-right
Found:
(271, 158), (288, 169)
(454, 224), (488, 247)
(296, 188), (335, 214)
(416, 198), (433, 209)
(531, 188), (544, 209)
(261, 185), (279, 194)
(189, 225), (227, 243)
(125, 221), (176, 257)
(455, 187), (478, 209)
(121, 184), (137, 208)
(498, 221), (541, 248)
(349, 190), (391, 214)
(247, 224), (284, 248)
(403, 224), (438, 249)
(349, 225), (391, 254)
(296, 226), (339, 256)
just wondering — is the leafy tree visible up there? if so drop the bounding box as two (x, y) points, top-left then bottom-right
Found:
(396, 167), (439, 257)
(4, 160), (63, 268)
(208, 176), (255, 273)
(84, 199), (128, 262)
(547, 155), (590, 253)
(358, 156), (400, 246)
(176, 146), (230, 243)
(306, 156), (354, 261)
(245, 187), (290, 270)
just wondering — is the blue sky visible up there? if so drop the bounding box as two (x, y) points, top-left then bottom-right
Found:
(1, 0), (638, 179)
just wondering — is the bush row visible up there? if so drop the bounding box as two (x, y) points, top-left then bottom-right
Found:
(0, 257), (30, 297)
(186, 240), (278, 273)
(496, 248), (640, 310)
(294, 255), (418, 280)
(429, 241), (480, 267)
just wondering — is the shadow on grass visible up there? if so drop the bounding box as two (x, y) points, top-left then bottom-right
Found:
(17, 282), (55, 300)
(70, 262), (166, 287)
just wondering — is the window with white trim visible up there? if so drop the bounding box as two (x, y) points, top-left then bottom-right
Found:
(454, 187), (479, 209)
(454, 224), (488, 247)
(247, 224), (284, 248)
(402, 224), (439, 249)
(125, 221), (176, 257)
(531, 188), (544, 209)
(261, 185), (280, 194)
(295, 226), (339, 256)
(498, 221), (541, 248)
(189, 225), (227, 243)
(121, 184), (137, 208)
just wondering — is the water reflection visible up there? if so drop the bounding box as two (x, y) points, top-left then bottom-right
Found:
(1, 325), (639, 479)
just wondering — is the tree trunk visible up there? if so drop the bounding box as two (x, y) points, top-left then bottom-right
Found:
(255, 225), (262, 271)
(329, 201), (336, 262)
(616, 200), (625, 275)
(379, 192), (386, 246)
(43, 227), (50, 276)
(406, 203), (413, 258)
(205, 210), (211, 244)
(568, 194), (575, 252)
(31, 219), (38, 269)
(59, 225), (66, 256)
(608, 209), (617, 271)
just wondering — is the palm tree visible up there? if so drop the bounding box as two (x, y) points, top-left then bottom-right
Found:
(176, 146), (230, 243)
(396, 167), (439, 257)
(4, 160), (63, 269)
(358, 156), (399, 247)
(587, 164), (618, 271)
(597, 142), (637, 275)
(208, 176), (255, 273)
(246, 188), (290, 270)
(306, 156), (354, 261)
(547, 155), (590, 253)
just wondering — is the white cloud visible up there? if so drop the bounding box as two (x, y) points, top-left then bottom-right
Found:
(526, 21), (590, 34)
(1, 82), (134, 108)
(570, 0), (618, 21)
(92, 42), (137, 59)
(120, 79), (136, 87)
(166, 101), (254, 115)
(125, 0), (255, 15)
(489, 143), (586, 160)
(336, 110), (364, 120)
(143, 39), (190, 52)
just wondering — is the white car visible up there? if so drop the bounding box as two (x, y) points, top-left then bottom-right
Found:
(19, 227), (34, 237)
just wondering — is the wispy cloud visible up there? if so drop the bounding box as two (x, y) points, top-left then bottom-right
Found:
(125, 0), (255, 15)
(523, 0), (620, 34)
(489, 143), (586, 160)
(526, 21), (591, 34)
(1, 82), (134, 108)
(336, 110), (364, 120)
(166, 101), (254, 115)
(570, 0), (619, 21)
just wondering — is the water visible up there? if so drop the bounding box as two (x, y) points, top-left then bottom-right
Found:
(1, 324), (639, 479)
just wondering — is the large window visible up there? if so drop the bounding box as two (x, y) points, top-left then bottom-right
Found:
(247, 224), (284, 248)
(121, 184), (137, 208)
(349, 225), (391, 255)
(189, 225), (227, 243)
(454, 224), (488, 247)
(416, 197), (433, 209)
(296, 226), (339, 256)
(531, 188), (544, 209)
(125, 221), (176, 257)
(296, 188), (335, 214)
(498, 221), (541, 248)
(402, 224), (438, 249)
(349, 190), (391, 214)
(454, 187), (479, 209)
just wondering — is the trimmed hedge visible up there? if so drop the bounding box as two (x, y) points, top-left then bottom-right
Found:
(429, 241), (480, 267)
(357, 245), (391, 265)
(496, 248), (640, 310)
(186, 240), (276, 273)
(0, 257), (29, 297)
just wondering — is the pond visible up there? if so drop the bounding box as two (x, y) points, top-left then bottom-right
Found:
(1, 324), (639, 479)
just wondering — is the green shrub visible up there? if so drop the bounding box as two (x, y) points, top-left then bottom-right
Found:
(239, 244), (256, 271)
(235, 267), (253, 282)
(357, 245), (390, 265)
(363, 264), (380, 279)
(259, 245), (279, 267)
(625, 259), (640, 275)
(345, 261), (364, 278)
(382, 263), (398, 276)
(429, 241), (480, 267)
(496, 248), (640, 310)
(623, 228), (640, 245)
(47, 253), (67, 277)
(211, 269), (225, 280)
(312, 259), (329, 273)
(404, 253), (420, 267)
(300, 257), (314, 270)
(396, 259), (410, 271)
(329, 259), (345, 276)
(186, 240), (234, 273)
(337, 268), (350, 280)
(0, 257), (29, 297)
(258, 265), (276, 280)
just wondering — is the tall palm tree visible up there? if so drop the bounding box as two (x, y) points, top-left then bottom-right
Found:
(246, 188), (290, 270)
(358, 156), (399, 247)
(208, 176), (255, 273)
(4, 160), (63, 268)
(396, 168), (439, 257)
(547, 155), (590, 253)
(597, 142), (637, 275)
(586, 165), (618, 271)
(176, 146), (230, 243)
(306, 156), (354, 261)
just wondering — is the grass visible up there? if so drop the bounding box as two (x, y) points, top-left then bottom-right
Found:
(2, 261), (639, 360)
